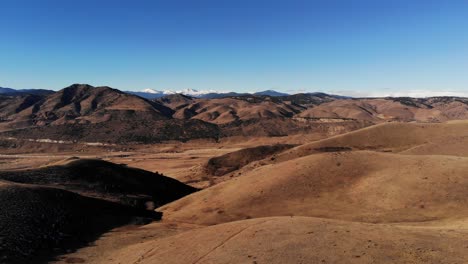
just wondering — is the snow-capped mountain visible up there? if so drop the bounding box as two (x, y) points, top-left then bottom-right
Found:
(141, 88), (160, 94)
(126, 88), (292, 99)
(126, 89), (175, 99)
(176, 88), (220, 96)
(141, 88), (175, 95)
(133, 88), (222, 98)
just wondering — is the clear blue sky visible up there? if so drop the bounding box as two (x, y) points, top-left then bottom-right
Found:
(1, 0), (468, 96)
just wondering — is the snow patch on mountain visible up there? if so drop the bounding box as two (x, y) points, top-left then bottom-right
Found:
(140, 88), (222, 97)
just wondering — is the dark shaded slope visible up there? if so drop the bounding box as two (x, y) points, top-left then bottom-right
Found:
(0, 94), (44, 120)
(0, 94), (46, 130)
(0, 181), (159, 264)
(0, 159), (198, 263)
(0, 159), (198, 209)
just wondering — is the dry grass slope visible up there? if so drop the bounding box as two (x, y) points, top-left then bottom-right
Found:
(115, 216), (468, 264)
(160, 151), (468, 225)
(275, 121), (468, 162)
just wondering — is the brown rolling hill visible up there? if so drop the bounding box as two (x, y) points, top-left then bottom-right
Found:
(7, 84), (173, 127)
(159, 151), (468, 225)
(171, 97), (303, 124)
(178, 121), (468, 188)
(115, 216), (468, 264)
(174, 95), (370, 138)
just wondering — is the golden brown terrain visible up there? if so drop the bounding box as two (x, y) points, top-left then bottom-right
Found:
(2, 120), (468, 263)
(3, 86), (468, 263)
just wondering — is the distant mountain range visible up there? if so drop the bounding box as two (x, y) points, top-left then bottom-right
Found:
(3, 83), (468, 143)
(1, 85), (349, 102)
(126, 88), (291, 99)
(0, 87), (54, 96)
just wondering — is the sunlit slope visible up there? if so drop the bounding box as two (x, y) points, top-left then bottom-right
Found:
(116, 216), (468, 264)
(160, 151), (468, 225)
(275, 121), (468, 162)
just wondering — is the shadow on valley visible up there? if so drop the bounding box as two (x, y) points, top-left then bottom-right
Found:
(0, 159), (197, 263)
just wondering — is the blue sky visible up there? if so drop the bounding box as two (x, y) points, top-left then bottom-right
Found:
(1, 0), (468, 96)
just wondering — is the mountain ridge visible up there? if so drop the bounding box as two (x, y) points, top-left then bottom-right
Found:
(3, 83), (468, 143)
